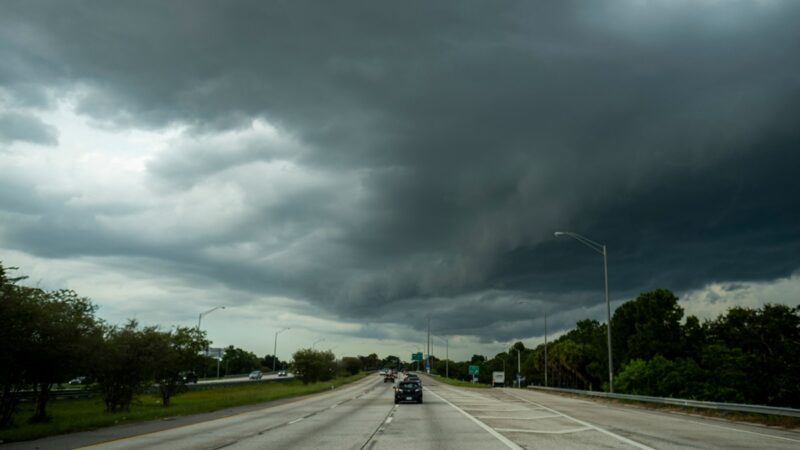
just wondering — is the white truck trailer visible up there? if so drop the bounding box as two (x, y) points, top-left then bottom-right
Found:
(492, 371), (505, 387)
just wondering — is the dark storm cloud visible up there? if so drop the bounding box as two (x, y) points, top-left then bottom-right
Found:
(2, 1), (800, 339)
(0, 111), (58, 146)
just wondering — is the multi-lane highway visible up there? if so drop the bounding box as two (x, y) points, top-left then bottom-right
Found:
(7, 374), (799, 449)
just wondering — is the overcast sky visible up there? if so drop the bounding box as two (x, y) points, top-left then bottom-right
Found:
(2, 1), (799, 362)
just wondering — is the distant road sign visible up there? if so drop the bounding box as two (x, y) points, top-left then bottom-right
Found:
(468, 365), (479, 375)
(412, 352), (423, 361)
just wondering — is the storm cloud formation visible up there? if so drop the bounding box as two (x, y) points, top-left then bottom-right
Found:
(1, 1), (799, 344)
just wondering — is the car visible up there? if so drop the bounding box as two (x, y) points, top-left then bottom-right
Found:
(278, 370), (287, 377)
(394, 380), (423, 404)
(405, 374), (421, 385)
(248, 371), (263, 380)
(383, 373), (395, 383)
(68, 376), (86, 385)
(180, 371), (198, 384)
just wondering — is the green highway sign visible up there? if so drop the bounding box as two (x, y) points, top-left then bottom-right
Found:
(412, 352), (423, 361)
(468, 365), (479, 375)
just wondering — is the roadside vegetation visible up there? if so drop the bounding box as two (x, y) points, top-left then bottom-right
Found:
(0, 373), (367, 443)
(429, 375), (489, 389)
(428, 289), (799, 409)
(0, 263), (368, 441)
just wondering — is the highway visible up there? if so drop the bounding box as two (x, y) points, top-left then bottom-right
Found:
(7, 374), (799, 449)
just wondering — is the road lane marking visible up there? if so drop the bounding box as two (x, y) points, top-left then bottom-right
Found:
(385, 417), (393, 424)
(690, 420), (800, 443)
(288, 417), (304, 424)
(476, 414), (562, 420)
(495, 426), (592, 434)
(428, 389), (523, 450)
(502, 390), (655, 450)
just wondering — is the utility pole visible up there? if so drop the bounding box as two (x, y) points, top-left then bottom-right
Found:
(427, 316), (431, 374)
(544, 313), (548, 388)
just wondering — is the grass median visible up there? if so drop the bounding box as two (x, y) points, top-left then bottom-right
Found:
(0, 373), (368, 443)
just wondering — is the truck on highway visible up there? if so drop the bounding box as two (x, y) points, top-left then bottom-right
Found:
(492, 371), (505, 387)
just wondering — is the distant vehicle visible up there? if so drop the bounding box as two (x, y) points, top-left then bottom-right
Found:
(383, 373), (395, 383)
(249, 371), (263, 380)
(68, 376), (86, 385)
(395, 381), (423, 404)
(180, 371), (198, 384)
(379, 369), (388, 375)
(405, 373), (421, 385)
(492, 371), (505, 387)
(278, 370), (287, 377)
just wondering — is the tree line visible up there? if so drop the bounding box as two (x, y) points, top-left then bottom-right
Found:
(432, 288), (799, 408)
(0, 263), (290, 428)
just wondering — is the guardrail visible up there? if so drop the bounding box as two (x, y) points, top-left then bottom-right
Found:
(527, 385), (800, 418)
(17, 375), (297, 401)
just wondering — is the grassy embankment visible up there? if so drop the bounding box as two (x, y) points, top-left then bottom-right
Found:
(0, 373), (368, 443)
(429, 374), (490, 389)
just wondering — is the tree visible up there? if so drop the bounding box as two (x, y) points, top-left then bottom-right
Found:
(292, 349), (336, 384)
(0, 264), (33, 427)
(340, 357), (363, 375)
(93, 321), (166, 413)
(221, 346), (261, 375)
(261, 354), (284, 372)
(612, 289), (684, 368)
(357, 353), (380, 371)
(26, 289), (103, 422)
(153, 327), (209, 407)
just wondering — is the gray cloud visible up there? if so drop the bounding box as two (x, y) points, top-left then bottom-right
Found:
(0, 111), (58, 146)
(1, 1), (800, 341)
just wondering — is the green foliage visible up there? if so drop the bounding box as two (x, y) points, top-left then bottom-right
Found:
(153, 327), (209, 407)
(261, 354), (285, 371)
(221, 346), (261, 375)
(93, 321), (166, 413)
(357, 353), (380, 371)
(292, 349), (336, 384)
(0, 267), (103, 425)
(612, 288), (684, 366)
(339, 357), (363, 375)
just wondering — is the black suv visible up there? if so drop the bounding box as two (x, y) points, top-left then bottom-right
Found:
(395, 381), (423, 404)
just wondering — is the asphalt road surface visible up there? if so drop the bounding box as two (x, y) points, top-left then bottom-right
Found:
(8, 374), (799, 449)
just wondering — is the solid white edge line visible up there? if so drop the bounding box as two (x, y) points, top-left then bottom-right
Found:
(494, 427), (592, 435)
(428, 389), (523, 450)
(690, 421), (800, 443)
(288, 417), (304, 424)
(503, 390), (655, 450)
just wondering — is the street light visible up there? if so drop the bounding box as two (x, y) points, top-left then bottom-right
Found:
(197, 306), (225, 360)
(197, 306), (225, 330)
(273, 328), (290, 373)
(513, 346), (522, 388)
(554, 231), (614, 393)
(433, 335), (448, 378)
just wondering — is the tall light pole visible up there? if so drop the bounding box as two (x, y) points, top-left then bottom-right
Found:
(434, 335), (448, 378)
(544, 313), (548, 388)
(514, 347), (522, 388)
(554, 231), (614, 393)
(427, 316), (431, 374)
(273, 328), (290, 373)
(197, 306), (225, 359)
(198, 306), (225, 330)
